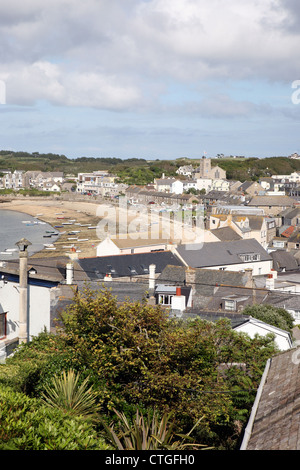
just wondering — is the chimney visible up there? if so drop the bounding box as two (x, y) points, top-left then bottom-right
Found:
(271, 269), (278, 280)
(185, 267), (196, 292)
(149, 264), (156, 291)
(16, 238), (32, 344)
(66, 263), (74, 285)
(266, 273), (275, 291)
(243, 268), (254, 288)
(171, 287), (186, 312)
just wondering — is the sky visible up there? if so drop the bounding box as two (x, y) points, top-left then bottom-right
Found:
(0, 0), (300, 160)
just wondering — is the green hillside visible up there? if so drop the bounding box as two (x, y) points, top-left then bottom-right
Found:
(0, 150), (299, 184)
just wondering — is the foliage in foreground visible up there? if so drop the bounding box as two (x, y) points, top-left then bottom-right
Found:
(41, 369), (100, 419)
(1, 287), (280, 449)
(0, 384), (110, 450)
(103, 408), (210, 450)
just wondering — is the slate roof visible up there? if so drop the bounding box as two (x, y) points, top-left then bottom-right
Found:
(262, 291), (300, 311)
(157, 266), (260, 310)
(210, 226), (242, 242)
(248, 195), (296, 207)
(0, 256), (88, 283)
(76, 280), (149, 303)
(241, 347), (300, 450)
(175, 239), (272, 269)
(76, 251), (184, 280)
(179, 309), (249, 327)
(270, 250), (299, 272)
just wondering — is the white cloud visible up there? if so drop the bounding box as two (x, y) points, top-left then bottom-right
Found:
(0, 0), (300, 109)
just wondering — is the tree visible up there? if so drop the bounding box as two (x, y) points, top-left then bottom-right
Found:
(57, 287), (277, 446)
(242, 304), (294, 333)
(2, 288), (278, 449)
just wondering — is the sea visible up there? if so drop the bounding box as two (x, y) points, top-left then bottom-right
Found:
(0, 209), (59, 260)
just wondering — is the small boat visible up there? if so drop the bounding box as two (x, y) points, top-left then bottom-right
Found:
(43, 235), (52, 238)
(54, 225), (63, 228)
(0, 251), (12, 255)
(78, 238), (89, 242)
(5, 248), (18, 252)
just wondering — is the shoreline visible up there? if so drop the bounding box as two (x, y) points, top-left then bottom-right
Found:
(0, 198), (104, 259)
(0, 196), (195, 260)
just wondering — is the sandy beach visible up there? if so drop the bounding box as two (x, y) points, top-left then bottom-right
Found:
(0, 197), (104, 259)
(0, 196), (200, 260)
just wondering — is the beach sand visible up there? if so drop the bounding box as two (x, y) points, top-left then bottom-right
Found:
(0, 197), (197, 260)
(0, 198), (104, 259)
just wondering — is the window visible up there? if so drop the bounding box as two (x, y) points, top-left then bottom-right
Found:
(239, 253), (261, 262)
(0, 312), (7, 339)
(128, 266), (137, 275)
(158, 294), (174, 305)
(273, 241), (284, 248)
(224, 300), (236, 311)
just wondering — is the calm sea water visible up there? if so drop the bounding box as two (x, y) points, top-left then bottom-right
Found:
(0, 209), (59, 260)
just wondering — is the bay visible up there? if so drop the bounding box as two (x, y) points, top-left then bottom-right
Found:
(0, 209), (59, 260)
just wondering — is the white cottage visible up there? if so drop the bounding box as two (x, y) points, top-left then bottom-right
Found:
(233, 317), (293, 351)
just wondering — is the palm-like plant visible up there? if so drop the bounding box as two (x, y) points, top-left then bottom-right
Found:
(103, 408), (209, 450)
(41, 369), (99, 419)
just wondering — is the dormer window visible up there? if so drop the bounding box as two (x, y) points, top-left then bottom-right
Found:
(224, 299), (236, 311)
(129, 266), (137, 275)
(239, 253), (260, 262)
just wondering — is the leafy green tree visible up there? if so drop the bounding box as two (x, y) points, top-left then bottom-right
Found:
(242, 304), (294, 333)
(57, 288), (277, 446)
(2, 288), (279, 449)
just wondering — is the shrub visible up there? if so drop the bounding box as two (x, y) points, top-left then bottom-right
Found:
(0, 384), (111, 450)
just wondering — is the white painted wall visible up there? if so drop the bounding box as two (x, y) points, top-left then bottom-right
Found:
(0, 279), (51, 343)
(234, 319), (293, 351)
(96, 238), (121, 257)
(201, 260), (273, 276)
(171, 180), (184, 194)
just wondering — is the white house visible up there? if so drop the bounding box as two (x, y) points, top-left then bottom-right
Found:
(154, 178), (184, 195)
(233, 317), (293, 351)
(96, 234), (176, 257)
(176, 165), (194, 177)
(174, 238), (273, 276)
(0, 258), (78, 362)
(182, 179), (198, 192)
(43, 181), (61, 192)
(196, 178), (213, 192)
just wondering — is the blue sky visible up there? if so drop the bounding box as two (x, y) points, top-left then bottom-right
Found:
(0, 0), (300, 160)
